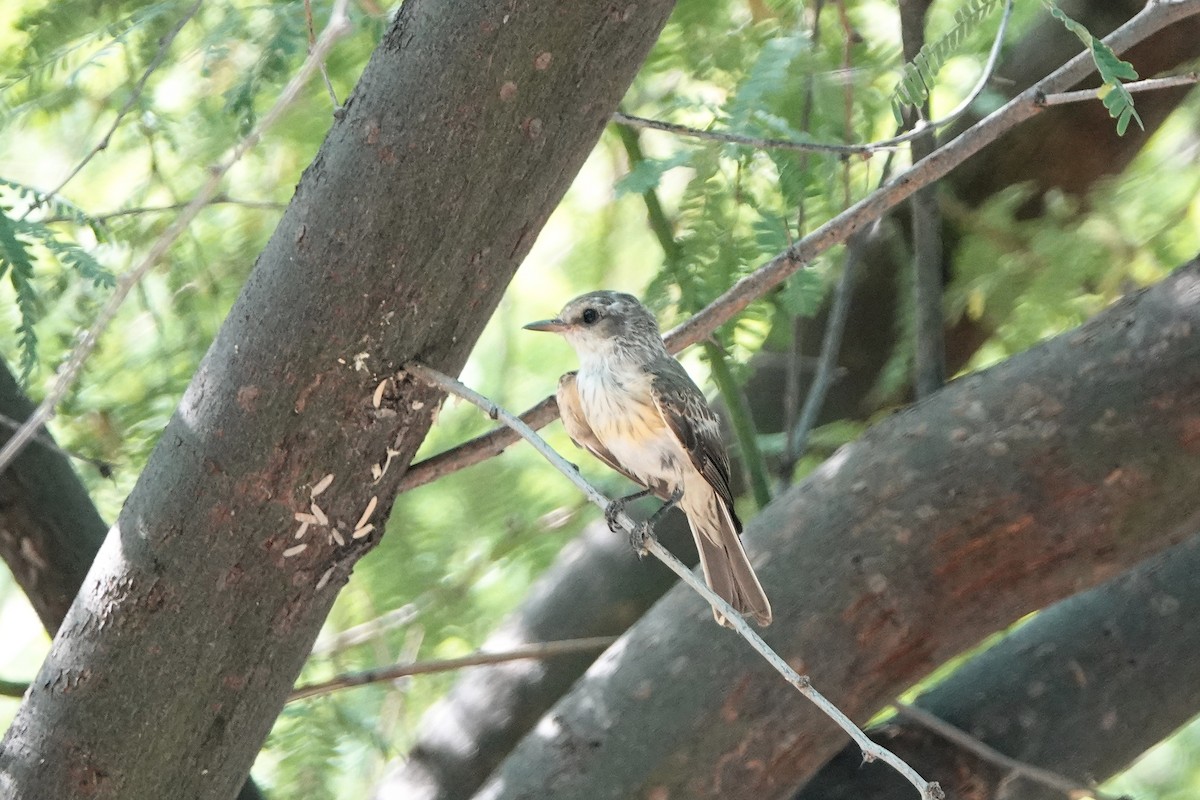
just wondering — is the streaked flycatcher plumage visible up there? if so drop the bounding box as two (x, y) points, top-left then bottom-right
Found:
(525, 290), (772, 627)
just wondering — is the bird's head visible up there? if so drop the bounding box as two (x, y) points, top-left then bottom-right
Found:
(524, 290), (663, 366)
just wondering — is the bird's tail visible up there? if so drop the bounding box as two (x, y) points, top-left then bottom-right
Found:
(688, 498), (772, 627)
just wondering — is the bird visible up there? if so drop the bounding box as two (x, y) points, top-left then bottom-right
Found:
(524, 290), (772, 627)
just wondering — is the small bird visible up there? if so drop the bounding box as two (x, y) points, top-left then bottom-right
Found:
(525, 291), (772, 627)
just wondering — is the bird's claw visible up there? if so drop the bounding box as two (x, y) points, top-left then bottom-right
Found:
(628, 521), (655, 557)
(604, 499), (625, 532)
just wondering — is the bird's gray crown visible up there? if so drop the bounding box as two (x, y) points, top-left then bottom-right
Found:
(557, 291), (662, 348)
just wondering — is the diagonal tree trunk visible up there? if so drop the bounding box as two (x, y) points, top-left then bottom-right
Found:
(475, 257), (1200, 800)
(0, 362), (108, 632)
(794, 533), (1200, 800)
(0, 0), (677, 797)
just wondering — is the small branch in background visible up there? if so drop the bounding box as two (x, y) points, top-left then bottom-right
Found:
(406, 362), (944, 800)
(24, 0), (205, 216)
(398, 396), (559, 492)
(0, 0), (354, 477)
(614, 123), (772, 508)
(704, 344), (772, 507)
(1038, 71), (1200, 106)
(893, 702), (1112, 800)
(309, 604), (419, 656)
(780, 231), (868, 482)
(39, 196), (287, 225)
(305, 0), (342, 110)
(0, 679), (29, 699)
(782, 0), (826, 479)
(394, 0), (1200, 496)
(290, 636), (619, 702)
(899, 0), (947, 397)
(0, 411), (114, 477)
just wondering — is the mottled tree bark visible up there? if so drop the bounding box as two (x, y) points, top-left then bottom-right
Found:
(0, 0), (677, 797)
(0, 362), (107, 631)
(476, 259), (1200, 800)
(796, 534), (1200, 800)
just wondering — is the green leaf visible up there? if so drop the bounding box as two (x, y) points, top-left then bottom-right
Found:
(615, 151), (693, 196)
(890, 0), (1002, 121)
(1044, 0), (1143, 135)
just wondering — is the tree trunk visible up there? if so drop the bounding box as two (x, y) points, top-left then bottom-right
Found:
(0, 0), (677, 797)
(0, 362), (107, 632)
(795, 533), (1200, 800)
(474, 257), (1200, 800)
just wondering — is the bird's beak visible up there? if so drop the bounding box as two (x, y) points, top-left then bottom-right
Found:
(523, 318), (570, 333)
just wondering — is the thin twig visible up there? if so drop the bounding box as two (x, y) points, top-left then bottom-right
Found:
(900, 0), (947, 398)
(0, 679), (28, 698)
(290, 635), (618, 702)
(304, 0), (341, 109)
(406, 361), (944, 800)
(893, 702), (1114, 800)
(0, 412), (114, 476)
(0, 0), (353, 477)
(309, 604), (419, 656)
(1038, 71), (1200, 106)
(781, 229), (869, 480)
(38, 197), (287, 225)
(25, 0), (205, 216)
(611, 0), (1013, 158)
(397, 0), (1200, 494)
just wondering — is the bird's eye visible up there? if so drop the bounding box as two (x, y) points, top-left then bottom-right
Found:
(581, 308), (600, 325)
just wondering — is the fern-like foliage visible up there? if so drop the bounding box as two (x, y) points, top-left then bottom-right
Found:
(890, 0), (1002, 123)
(1043, 0), (1143, 135)
(0, 180), (114, 381)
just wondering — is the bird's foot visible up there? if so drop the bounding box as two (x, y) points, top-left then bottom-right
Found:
(604, 499), (626, 533)
(628, 521), (656, 558)
(604, 488), (652, 532)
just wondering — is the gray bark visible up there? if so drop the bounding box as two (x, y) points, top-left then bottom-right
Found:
(0, 0), (676, 797)
(475, 258), (1200, 800)
(795, 534), (1200, 800)
(0, 362), (107, 631)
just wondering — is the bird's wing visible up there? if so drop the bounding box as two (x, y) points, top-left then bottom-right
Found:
(649, 359), (743, 533)
(556, 372), (644, 487)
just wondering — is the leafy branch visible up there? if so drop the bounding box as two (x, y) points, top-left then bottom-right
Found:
(1044, 0), (1144, 135)
(891, 0), (1003, 122)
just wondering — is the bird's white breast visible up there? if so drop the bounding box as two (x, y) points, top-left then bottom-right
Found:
(575, 362), (689, 492)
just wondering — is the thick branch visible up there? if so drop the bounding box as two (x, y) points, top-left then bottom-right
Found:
(796, 534), (1200, 800)
(474, 258), (1200, 799)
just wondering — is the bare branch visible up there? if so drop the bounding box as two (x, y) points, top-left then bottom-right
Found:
(781, 228), (868, 480)
(1038, 71), (1200, 106)
(26, 0), (204, 214)
(398, 0), (1200, 494)
(892, 702), (1115, 800)
(0, 0), (354, 477)
(611, 0), (1014, 157)
(290, 636), (619, 702)
(405, 362), (944, 800)
(38, 197), (287, 225)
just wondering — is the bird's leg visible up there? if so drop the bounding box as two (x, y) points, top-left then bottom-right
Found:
(629, 487), (683, 556)
(604, 488), (653, 532)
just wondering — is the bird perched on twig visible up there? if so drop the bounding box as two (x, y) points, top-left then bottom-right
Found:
(524, 290), (772, 627)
